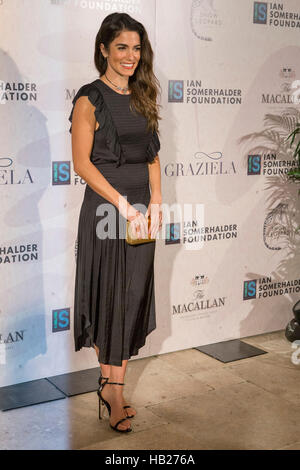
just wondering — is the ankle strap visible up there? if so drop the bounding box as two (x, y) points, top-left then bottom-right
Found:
(98, 376), (125, 387)
(107, 381), (125, 386)
(99, 376), (124, 385)
(98, 375), (109, 385)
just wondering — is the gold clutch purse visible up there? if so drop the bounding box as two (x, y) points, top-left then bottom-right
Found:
(126, 216), (156, 245)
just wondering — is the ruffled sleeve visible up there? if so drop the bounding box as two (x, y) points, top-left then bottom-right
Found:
(68, 82), (125, 167)
(68, 83), (104, 134)
(146, 128), (160, 163)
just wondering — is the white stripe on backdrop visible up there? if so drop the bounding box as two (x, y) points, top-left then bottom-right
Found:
(0, 0), (299, 386)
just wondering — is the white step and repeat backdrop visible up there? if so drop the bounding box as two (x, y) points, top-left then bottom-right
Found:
(1, 0), (300, 387)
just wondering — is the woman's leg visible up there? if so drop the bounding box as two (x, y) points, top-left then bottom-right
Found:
(94, 346), (135, 430)
(94, 344), (135, 414)
(94, 344), (110, 377)
(100, 360), (132, 430)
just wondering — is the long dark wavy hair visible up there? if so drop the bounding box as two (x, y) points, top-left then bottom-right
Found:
(94, 13), (161, 134)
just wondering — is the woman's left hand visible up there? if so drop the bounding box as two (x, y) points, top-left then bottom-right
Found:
(145, 200), (163, 239)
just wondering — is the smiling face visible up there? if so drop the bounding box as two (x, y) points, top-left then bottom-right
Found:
(100, 30), (141, 78)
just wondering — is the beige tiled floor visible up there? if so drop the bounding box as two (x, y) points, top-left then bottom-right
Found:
(1, 329), (299, 450)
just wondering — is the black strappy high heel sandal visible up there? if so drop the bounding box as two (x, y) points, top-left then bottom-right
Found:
(97, 377), (132, 433)
(98, 373), (134, 419)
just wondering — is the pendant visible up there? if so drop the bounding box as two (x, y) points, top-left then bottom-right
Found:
(116, 86), (128, 94)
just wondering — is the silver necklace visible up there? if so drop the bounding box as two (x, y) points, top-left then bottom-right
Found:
(105, 73), (129, 94)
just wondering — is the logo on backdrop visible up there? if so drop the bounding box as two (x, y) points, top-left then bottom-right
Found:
(168, 80), (242, 104)
(243, 276), (300, 300)
(190, 274), (210, 307)
(190, 0), (222, 41)
(172, 295), (226, 317)
(0, 158), (34, 185)
(165, 221), (238, 246)
(253, 2), (268, 24)
(0, 82), (37, 102)
(164, 151), (236, 177)
(253, 2), (300, 29)
(247, 155), (261, 175)
(247, 153), (297, 176)
(52, 161), (85, 186)
(260, 68), (299, 106)
(0, 330), (26, 363)
(50, 0), (142, 13)
(240, 106), (299, 176)
(191, 274), (209, 286)
(172, 272), (225, 319)
(0, 244), (39, 264)
(279, 66), (296, 85)
(165, 223), (181, 245)
(0, 330), (25, 345)
(52, 308), (70, 332)
(243, 280), (257, 300)
(263, 203), (290, 251)
(52, 161), (71, 185)
(168, 81), (184, 103)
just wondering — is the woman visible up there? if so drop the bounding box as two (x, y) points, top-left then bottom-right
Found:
(68, 12), (162, 433)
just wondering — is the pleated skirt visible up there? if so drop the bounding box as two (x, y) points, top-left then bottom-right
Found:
(73, 161), (156, 366)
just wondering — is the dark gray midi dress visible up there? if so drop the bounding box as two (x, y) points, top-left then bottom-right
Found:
(68, 79), (160, 366)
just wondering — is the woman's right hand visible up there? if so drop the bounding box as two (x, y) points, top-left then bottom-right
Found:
(127, 208), (149, 240)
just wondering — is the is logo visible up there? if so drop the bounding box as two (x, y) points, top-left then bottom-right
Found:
(52, 161), (71, 185)
(168, 81), (184, 103)
(165, 223), (181, 245)
(52, 308), (70, 332)
(253, 2), (267, 24)
(243, 280), (257, 300)
(248, 155), (261, 175)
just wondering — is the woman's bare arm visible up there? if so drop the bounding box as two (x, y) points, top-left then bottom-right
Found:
(71, 95), (136, 219)
(145, 155), (162, 237)
(148, 155), (162, 204)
